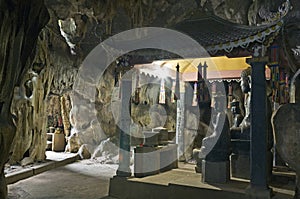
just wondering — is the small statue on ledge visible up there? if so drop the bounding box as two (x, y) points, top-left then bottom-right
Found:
(230, 99), (243, 128)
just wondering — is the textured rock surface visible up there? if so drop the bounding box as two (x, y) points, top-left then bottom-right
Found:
(4, 0), (289, 168)
(3, 0), (300, 191)
(0, 1), (49, 198)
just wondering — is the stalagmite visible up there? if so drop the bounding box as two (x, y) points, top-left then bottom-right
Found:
(61, 94), (72, 139)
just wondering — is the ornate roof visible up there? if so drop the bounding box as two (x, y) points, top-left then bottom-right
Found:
(174, 14), (283, 55)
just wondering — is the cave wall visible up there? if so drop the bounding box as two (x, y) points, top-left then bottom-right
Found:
(0, 2), (299, 199)
(0, 0), (49, 198)
(30, 0), (201, 160)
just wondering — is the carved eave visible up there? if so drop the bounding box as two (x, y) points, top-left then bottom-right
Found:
(174, 14), (284, 56)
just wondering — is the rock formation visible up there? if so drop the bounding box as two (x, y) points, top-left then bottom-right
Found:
(0, 1), (49, 198)
(1, 1), (300, 198)
(272, 103), (300, 199)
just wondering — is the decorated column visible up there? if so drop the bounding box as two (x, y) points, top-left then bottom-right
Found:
(246, 57), (272, 198)
(175, 64), (185, 161)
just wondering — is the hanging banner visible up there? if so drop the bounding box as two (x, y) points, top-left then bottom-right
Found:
(210, 82), (216, 108)
(192, 82), (198, 106)
(132, 69), (140, 104)
(171, 80), (176, 103)
(228, 83), (233, 108)
(159, 78), (166, 104)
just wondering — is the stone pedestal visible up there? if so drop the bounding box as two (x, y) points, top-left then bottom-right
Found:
(159, 144), (178, 172)
(117, 79), (132, 177)
(202, 160), (230, 183)
(230, 154), (250, 180)
(134, 144), (178, 177)
(230, 139), (250, 180)
(193, 148), (202, 173)
(168, 130), (176, 141)
(152, 127), (168, 145)
(143, 131), (159, 147)
(134, 146), (160, 177)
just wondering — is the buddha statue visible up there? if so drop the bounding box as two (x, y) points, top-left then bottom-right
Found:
(230, 67), (273, 179)
(230, 100), (243, 128)
(230, 67), (251, 140)
(193, 94), (230, 172)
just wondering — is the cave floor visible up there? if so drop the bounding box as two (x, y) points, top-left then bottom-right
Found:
(7, 152), (118, 199)
(6, 152), (296, 199)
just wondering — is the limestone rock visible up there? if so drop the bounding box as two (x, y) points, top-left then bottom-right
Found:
(272, 103), (300, 171)
(78, 144), (91, 160)
(92, 138), (119, 162)
(9, 87), (33, 164)
(0, 1), (49, 198)
(272, 103), (300, 199)
(65, 131), (81, 153)
(20, 157), (34, 167)
(60, 94), (72, 138)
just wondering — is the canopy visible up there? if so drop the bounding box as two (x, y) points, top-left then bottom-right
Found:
(135, 56), (270, 82)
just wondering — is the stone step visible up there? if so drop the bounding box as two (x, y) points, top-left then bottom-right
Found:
(272, 166), (296, 184)
(5, 153), (80, 184)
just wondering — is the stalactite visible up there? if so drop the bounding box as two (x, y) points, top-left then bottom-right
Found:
(25, 66), (54, 164)
(100, 0), (116, 35)
(9, 83), (33, 164)
(61, 94), (72, 139)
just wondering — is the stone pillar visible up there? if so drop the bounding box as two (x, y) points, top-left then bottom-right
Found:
(176, 94), (186, 161)
(175, 65), (185, 161)
(116, 79), (132, 177)
(246, 57), (272, 198)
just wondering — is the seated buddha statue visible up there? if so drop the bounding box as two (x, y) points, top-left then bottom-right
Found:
(230, 67), (251, 140)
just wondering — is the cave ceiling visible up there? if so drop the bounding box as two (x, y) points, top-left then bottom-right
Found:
(36, 0), (300, 75)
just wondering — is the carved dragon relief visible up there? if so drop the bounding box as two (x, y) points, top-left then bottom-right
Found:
(258, 0), (291, 24)
(248, 0), (291, 25)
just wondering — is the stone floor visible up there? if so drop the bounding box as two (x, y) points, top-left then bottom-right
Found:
(109, 163), (295, 199)
(6, 152), (296, 199)
(7, 152), (118, 199)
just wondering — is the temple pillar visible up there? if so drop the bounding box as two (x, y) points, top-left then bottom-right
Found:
(116, 79), (132, 177)
(245, 57), (272, 198)
(175, 64), (185, 161)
